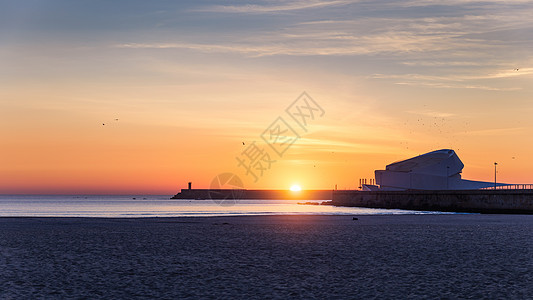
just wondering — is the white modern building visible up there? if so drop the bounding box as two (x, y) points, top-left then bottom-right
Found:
(366, 149), (508, 191)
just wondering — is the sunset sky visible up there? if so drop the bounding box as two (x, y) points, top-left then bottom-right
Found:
(1, 0), (533, 194)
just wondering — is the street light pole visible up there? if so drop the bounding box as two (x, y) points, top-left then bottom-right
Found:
(494, 162), (498, 190)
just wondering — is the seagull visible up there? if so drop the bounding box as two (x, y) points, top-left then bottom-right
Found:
(515, 68), (519, 71)
(242, 142), (245, 145)
(102, 123), (105, 126)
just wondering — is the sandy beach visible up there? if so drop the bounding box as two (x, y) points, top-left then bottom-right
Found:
(1, 214), (532, 299)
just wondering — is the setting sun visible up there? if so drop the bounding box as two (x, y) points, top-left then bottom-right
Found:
(290, 185), (302, 192)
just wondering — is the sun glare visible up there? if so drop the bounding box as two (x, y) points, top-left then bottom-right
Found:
(290, 184), (301, 192)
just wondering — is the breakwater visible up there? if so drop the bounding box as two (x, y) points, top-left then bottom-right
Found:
(331, 189), (533, 214)
(172, 189), (333, 200)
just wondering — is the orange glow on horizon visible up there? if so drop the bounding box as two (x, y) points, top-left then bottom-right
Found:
(2, 102), (533, 194)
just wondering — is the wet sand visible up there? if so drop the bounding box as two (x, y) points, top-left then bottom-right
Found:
(1, 214), (532, 299)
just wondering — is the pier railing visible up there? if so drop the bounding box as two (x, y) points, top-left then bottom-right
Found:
(480, 184), (533, 190)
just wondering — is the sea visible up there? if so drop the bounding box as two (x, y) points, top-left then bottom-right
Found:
(0, 195), (454, 218)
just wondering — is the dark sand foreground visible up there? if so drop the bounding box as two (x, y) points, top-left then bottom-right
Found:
(1, 215), (532, 299)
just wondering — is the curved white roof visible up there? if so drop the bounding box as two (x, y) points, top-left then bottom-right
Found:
(374, 149), (507, 190)
(386, 149), (464, 176)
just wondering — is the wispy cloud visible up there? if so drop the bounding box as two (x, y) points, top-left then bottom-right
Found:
(395, 0), (533, 7)
(395, 82), (521, 91)
(115, 32), (500, 58)
(117, 0), (533, 91)
(121, 2), (533, 60)
(194, 0), (353, 13)
(400, 61), (486, 67)
(116, 42), (273, 55)
(485, 68), (533, 79)
(195, 0), (533, 14)
(458, 127), (525, 136)
(406, 110), (456, 118)
(372, 67), (531, 90)
(115, 36), (450, 57)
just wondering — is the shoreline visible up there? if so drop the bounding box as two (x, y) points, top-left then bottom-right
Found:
(1, 213), (533, 225)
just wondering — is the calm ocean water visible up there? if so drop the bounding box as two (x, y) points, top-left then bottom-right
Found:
(0, 195), (454, 217)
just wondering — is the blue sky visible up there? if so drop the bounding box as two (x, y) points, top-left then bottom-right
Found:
(3, 1), (532, 85)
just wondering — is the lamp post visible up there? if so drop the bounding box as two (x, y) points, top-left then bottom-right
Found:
(494, 162), (498, 190)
